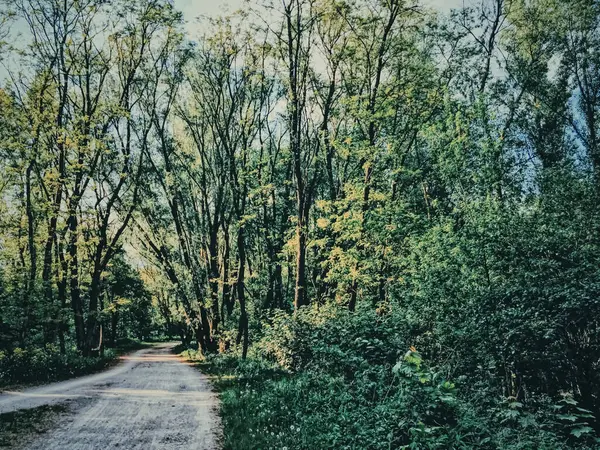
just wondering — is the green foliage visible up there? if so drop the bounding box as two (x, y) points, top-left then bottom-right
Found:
(0, 338), (147, 387)
(200, 306), (600, 449)
(0, 345), (116, 387)
(104, 253), (154, 342)
(3, 0), (600, 447)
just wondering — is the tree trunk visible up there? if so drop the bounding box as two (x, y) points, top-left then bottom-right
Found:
(195, 323), (206, 356)
(285, 0), (310, 311)
(85, 266), (102, 356)
(42, 164), (64, 345)
(294, 210), (308, 309)
(200, 305), (213, 352)
(24, 162), (36, 340)
(42, 229), (55, 344)
(208, 224), (220, 336)
(68, 215), (85, 353)
(235, 226), (249, 359)
(57, 239), (68, 354)
(222, 222), (233, 318)
(111, 310), (119, 348)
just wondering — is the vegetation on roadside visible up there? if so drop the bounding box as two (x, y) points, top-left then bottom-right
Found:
(191, 305), (600, 450)
(0, 339), (147, 389)
(0, 404), (69, 448)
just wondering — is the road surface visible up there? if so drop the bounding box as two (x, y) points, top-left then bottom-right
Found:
(0, 343), (221, 449)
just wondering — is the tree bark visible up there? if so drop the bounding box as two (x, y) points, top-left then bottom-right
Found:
(56, 238), (68, 354)
(110, 309), (119, 348)
(222, 223), (233, 318)
(68, 214), (85, 353)
(235, 226), (249, 359)
(208, 222), (220, 336)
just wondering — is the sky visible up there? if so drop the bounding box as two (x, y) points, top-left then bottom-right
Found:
(0, 0), (466, 82)
(174, 0), (465, 35)
(173, 0), (464, 17)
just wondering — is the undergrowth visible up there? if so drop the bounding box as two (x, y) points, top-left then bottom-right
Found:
(0, 338), (147, 388)
(183, 305), (600, 450)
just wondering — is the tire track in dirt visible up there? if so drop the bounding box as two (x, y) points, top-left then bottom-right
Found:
(0, 343), (221, 449)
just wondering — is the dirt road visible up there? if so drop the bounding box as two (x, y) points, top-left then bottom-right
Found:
(0, 343), (221, 449)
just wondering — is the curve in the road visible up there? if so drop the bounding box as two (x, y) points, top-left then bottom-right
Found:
(0, 343), (221, 450)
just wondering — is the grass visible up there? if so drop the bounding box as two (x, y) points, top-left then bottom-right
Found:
(176, 343), (600, 450)
(176, 345), (297, 450)
(0, 404), (70, 448)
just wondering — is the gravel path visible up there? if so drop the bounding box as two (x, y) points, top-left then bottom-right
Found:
(0, 343), (221, 449)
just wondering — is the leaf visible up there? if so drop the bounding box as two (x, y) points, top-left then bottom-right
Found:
(571, 426), (594, 438)
(557, 414), (578, 422)
(561, 397), (578, 406)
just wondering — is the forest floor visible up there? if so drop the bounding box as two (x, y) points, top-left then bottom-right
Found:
(0, 343), (221, 449)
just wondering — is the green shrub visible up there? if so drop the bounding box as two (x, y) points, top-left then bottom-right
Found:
(202, 306), (600, 450)
(0, 345), (118, 387)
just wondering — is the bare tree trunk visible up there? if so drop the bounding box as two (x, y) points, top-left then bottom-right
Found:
(111, 309), (119, 348)
(43, 64), (68, 345)
(68, 214), (85, 353)
(294, 203), (308, 309)
(208, 223), (220, 336)
(85, 267), (102, 355)
(284, 0), (312, 311)
(235, 226), (249, 359)
(24, 162), (36, 339)
(56, 238), (68, 354)
(222, 223), (233, 318)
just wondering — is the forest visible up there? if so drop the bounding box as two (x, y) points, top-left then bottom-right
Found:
(1, 0), (600, 448)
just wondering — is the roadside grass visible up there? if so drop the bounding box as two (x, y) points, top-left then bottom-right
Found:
(0, 404), (70, 448)
(177, 345), (298, 450)
(0, 338), (150, 391)
(175, 302), (600, 450)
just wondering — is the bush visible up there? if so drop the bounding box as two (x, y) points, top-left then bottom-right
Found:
(0, 345), (118, 387)
(202, 306), (600, 450)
